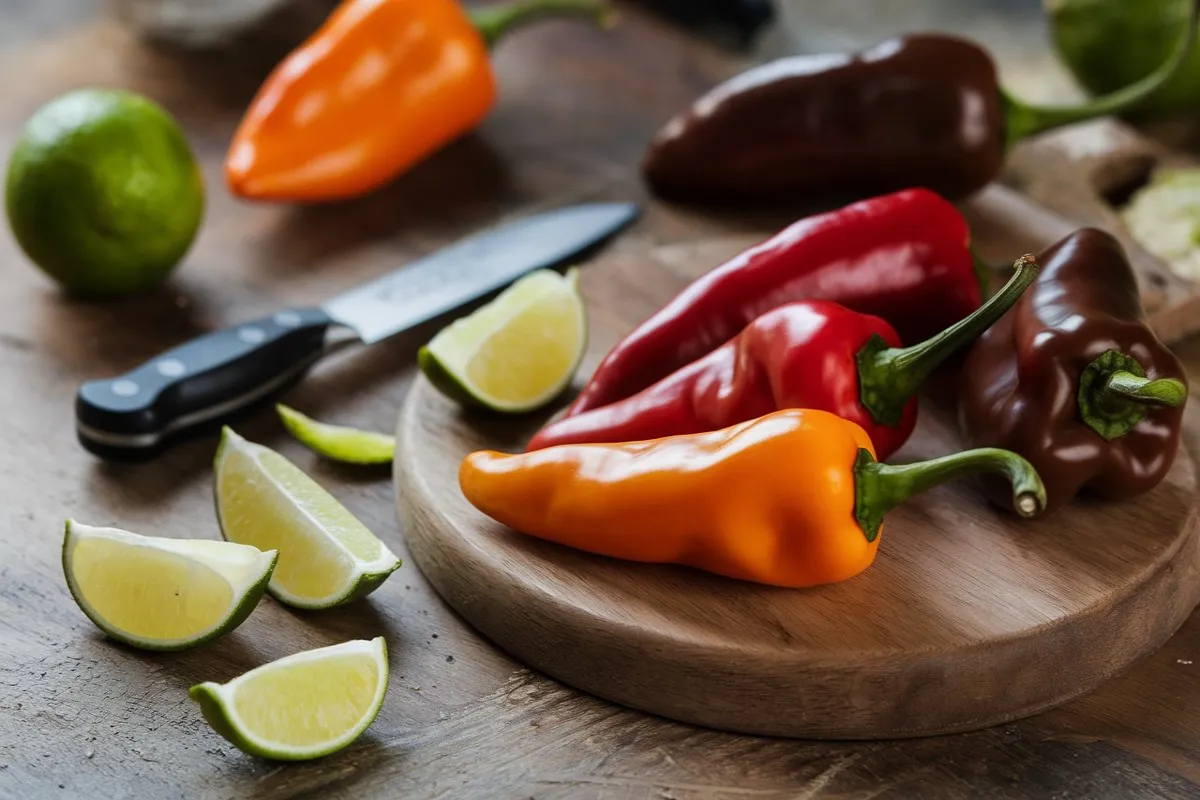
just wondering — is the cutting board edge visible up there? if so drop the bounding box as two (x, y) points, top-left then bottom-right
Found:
(394, 377), (1200, 740)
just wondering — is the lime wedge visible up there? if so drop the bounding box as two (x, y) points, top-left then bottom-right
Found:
(214, 428), (401, 609)
(62, 520), (276, 650)
(1122, 168), (1200, 281)
(419, 268), (587, 413)
(189, 636), (388, 761)
(276, 404), (395, 465)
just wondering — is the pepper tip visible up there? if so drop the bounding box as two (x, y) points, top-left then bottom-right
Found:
(223, 139), (259, 198)
(1015, 493), (1042, 518)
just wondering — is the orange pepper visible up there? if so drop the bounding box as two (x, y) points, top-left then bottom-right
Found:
(459, 409), (1045, 588)
(226, 0), (612, 202)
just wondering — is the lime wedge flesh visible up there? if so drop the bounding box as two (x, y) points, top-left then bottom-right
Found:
(62, 520), (276, 650)
(419, 268), (587, 413)
(1122, 168), (1200, 280)
(214, 428), (401, 609)
(277, 404), (395, 465)
(189, 637), (388, 761)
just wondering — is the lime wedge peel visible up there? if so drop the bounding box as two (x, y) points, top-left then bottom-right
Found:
(276, 404), (395, 465)
(62, 520), (277, 651)
(214, 427), (401, 610)
(419, 268), (587, 413)
(188, 636), (388, 761)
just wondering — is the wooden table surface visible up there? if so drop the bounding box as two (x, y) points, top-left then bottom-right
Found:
(2, 2), (1199, 798)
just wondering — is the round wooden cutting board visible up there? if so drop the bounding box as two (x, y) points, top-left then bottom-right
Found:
(394, 250), (1200, 741)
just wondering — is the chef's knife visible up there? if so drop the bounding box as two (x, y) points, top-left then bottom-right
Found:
(76, 202), (639, 459)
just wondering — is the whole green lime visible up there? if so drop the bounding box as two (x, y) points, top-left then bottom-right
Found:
(1047, 0), (1200, 118)
(5, 88), (205, 297)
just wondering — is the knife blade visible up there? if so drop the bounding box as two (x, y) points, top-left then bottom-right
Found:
(75, 201), (639, 459)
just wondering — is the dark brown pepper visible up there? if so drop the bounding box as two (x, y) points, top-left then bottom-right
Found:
(642, 7), (1200, 207)
(643, 35), (1005, 203)
(958, 229), (1188, 513)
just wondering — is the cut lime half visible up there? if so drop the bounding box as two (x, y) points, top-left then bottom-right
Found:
(214, 428), (401, 610)
(419, 268), (587, 413)
(277, 404), (395, 465)
(62, 520), (276, 650)
(189, 636), (388, 761)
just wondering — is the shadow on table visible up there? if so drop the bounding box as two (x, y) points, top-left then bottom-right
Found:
(275, 595), (398, 644)
(75, 622), (267, 686)
(36, 282), (217, 375)
(251, 135), (521, 276)
(230, 732), (409, 797)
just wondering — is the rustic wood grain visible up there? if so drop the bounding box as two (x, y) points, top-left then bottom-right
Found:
(3, 1), (1200, 798)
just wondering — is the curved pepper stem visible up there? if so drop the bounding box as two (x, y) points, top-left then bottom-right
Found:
(1077, 349), (1188, 441)
(1105, 371), (1189, 406)
(853, 447), (1046, 543)
(1004, 0), (1200, 145)
(471, 0), (615, 48)
(857, 254), (1039, 427)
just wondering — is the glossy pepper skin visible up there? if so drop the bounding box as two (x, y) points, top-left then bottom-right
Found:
(643, 3), (1199, 205)
(567, 188), (980, 416)
(530, 256), (1037, 457)
(226, 0), (610, 202)
(645, 35), (1005, 203)
(462, 409), (1046, 588)
(959, 229), (1189, 514)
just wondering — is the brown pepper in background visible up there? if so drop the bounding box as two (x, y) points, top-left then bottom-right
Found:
(645, 35), (1005, 202)
(958, 229), (1189, 514)
(641, 3), (1200, 206)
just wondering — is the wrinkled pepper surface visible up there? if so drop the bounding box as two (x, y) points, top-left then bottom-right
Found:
(959, 228), (1189, 513)
(529, 256), (1038, 458)
(642, 0), (1199, 204)
(462, 409), (1046, 588)
(226, 0), (611, 202)
(568, 188), (981, 416)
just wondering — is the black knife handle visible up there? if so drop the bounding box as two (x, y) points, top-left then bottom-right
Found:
(76, 307), (334, 460)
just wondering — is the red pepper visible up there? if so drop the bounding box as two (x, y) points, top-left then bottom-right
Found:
(529, 256), (1038, 459)
(566, 188), (980, 416)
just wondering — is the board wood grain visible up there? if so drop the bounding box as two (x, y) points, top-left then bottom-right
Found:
(394, 253), (1200, 739)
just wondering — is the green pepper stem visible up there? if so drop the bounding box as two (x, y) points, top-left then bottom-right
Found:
(1004, 0), (1200, 144)
(1105, 371), (1189, 406)
(471, 0), (615, 48)
(857, 254), (1039, 427)
(1077, 350), (1188, 441)
(853, 447), (1046, 543)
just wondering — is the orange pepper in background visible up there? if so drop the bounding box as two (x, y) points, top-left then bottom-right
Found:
(459, 409), (1046, 589)
(226, 0), (613, 202)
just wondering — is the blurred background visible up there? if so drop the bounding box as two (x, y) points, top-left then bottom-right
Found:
(770, 0), (1064, 100)
(4, 0), (1063, 100)
(0, 0), (1098, 137)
